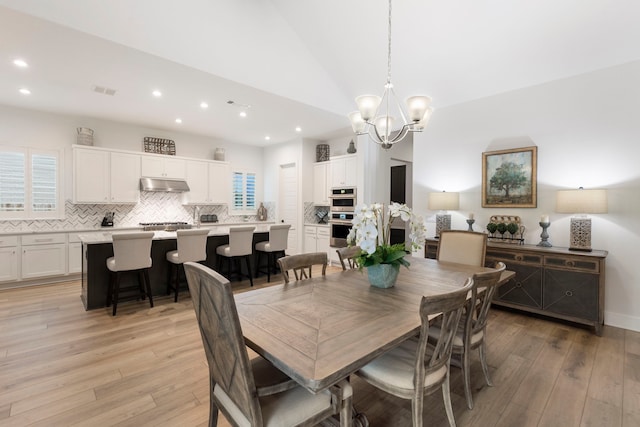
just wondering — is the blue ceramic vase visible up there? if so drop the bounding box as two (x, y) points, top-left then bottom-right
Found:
(366, 263), (400, 288)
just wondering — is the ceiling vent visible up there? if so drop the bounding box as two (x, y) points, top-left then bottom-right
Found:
(92, 85), (117, 96)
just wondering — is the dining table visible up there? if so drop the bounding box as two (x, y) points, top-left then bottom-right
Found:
(234, 257), (515, 396)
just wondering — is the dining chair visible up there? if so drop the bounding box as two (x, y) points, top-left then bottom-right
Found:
(437, 230), (487, 266)
(277, 252), (327, 284)
(255, 223), (291, 282)
(106, 231), (155, 316)
(183, 262), (354, 427)
(355, 278), (474, 427)
(336, 246), (361, 270)
(165, 228), (210, 302)
(429, 261), (507, 409)
(215, 226), (255, 286)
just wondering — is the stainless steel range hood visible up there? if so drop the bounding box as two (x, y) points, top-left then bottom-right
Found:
(140, 177), (190, 192)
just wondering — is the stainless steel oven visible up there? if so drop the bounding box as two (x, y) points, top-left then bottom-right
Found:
(329, 187), (357, 212)
(329, 211), (354, 247)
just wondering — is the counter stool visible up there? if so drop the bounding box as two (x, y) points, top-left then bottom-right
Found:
(166, 228), (210, 302)
(216, 226), (255, 287)
(106, 231), (155, 316)
(255, 224), (290, 282)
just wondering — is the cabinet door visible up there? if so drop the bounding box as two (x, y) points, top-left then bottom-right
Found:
(68, 242), (82, 274)
(317, 227), (331, 259)
(140, 156), (165, 177)
(313, 163), (329, 205)
(543, 268), (598, 321)
(495, 263), (543, 309)
(0, 247), (18, 282)
(330, 158), (346, 187)
(74, 148), (109, 203)
(184, 160), (210, 204)
(304, 227), (317, 252)
(164, 158), (186, 179)
(344, 156), (358, 187)
(110, 152), (140, 203)
(22, 243), (66, 279)
(208, 162), (230, 204)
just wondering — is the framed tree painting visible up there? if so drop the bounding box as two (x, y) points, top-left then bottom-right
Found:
(482, 146), (537, 208)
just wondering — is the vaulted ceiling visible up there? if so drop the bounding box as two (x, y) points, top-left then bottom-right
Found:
(1, 0), (639, 146)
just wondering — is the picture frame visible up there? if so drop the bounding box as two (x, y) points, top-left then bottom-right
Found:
(482, 146), (537, 208)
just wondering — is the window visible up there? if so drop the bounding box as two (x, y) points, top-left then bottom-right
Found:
(231, 170), (257, 213)
(0, 146), (63, 219)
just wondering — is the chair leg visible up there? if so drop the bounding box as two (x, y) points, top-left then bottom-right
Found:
(106, 272), (115, 307)
(462, 347), (473, 409)
(255, 251), (261, 278)
(209, 375), (219, 427)
(112, 272), (121, 316)
(411, 389), (424, 427)
(143, 269), (154, 308)
(245, 255), (254, 287)
(442, 370), (456, 427)
(479, 340), (493, 387)
(138, 271), (146, 300)
(267, 252), (272, 282)
(174, 264), (182, 303)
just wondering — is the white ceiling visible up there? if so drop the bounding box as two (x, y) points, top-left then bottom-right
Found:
(1, 0), (640, 147)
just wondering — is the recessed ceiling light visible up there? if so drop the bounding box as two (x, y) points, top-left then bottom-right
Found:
(295, 127), (302, 132)
(239, 111), (247, 118)
(200, 102), (208, 109)
(265, 136), (271, 141)
(13, 59), (28, 68)
(152, 90), (162, 97)
(175, 118), (182, 124)
(19, 88), (31, 95)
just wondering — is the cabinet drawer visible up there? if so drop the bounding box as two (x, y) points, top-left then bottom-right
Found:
(544, 255), (599, 273)
(22, 233), (66, 245)
(317, 227), (330, 238)
(305, 227), (317, 236)
(0, 236), (19, 247)
(486, 249), (542, 266)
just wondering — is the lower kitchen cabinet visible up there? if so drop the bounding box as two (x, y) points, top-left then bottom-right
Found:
(67, 233), (83, 274)
(21, 234), (67, 280)
(304, 225), (330, 261)
(0, 236), (19, 282)
(425, 239), (607, 335)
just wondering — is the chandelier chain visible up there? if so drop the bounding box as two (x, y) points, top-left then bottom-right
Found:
(387, 0), (393, 85)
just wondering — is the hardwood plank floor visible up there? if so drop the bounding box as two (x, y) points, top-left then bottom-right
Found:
(0, 267), (638, 427)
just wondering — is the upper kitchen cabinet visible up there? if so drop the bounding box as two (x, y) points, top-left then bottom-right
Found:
(313, 161), (330, 205)
(182, 159), (230, 205)
(73, 146), (140, 204)
(330, 154), (357, 188)
(141, 154), (186, 179)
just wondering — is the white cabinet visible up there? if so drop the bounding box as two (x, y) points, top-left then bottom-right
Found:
(330, 154), (357, 188)
(0, 236), (19, 283)
(73, 147), (140, 204)
(183, 160), (230, 205)
(21, 234), (66, 280)
(313, 162), (330, 205)
(141, 155), (186, 179)
(67, 233), (82, 274)
(304, 226), (330, 260)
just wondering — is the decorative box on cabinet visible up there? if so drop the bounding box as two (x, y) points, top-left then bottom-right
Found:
(425, 239), (607, 335)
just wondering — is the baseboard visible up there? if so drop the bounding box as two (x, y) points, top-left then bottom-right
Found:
(605, 310), (640, 332)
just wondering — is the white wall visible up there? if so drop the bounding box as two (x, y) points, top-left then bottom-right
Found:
(413, 60), (640, 331)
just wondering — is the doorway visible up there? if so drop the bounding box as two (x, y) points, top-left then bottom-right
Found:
(278, 163), (298, 254)
(389, 162), (413, 246)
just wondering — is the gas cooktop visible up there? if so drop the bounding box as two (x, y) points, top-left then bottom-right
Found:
(139, 222), (192, 231)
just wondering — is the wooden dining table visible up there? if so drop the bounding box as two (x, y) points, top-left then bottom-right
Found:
(234, 257), (514, 395)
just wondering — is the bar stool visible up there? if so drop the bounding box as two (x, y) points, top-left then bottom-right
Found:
(255, 224), (290, 282)
(216, 226), (255, 287)
(166, 228), (210, 302)
(106, 231), (155, 316)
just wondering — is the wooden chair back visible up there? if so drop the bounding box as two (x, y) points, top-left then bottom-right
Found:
(437, 230), (487, 266)
(277, 252), (327, 284)
(183, 262), (263, 426)
(336, 246), (361, 270)
(466, 262), (507, 339)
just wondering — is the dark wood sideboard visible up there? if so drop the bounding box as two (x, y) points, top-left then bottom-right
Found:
(425, 238), (608, 335)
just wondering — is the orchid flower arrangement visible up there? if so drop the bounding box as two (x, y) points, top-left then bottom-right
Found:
(346, 202), (427, 269)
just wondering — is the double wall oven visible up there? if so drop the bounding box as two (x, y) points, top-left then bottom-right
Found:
(328, 187), (356, 247)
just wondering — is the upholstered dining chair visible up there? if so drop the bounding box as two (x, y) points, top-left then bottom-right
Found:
(277, 252), (327, 284)
(255, 223), (291, 282)
(429, 262), (507, 409)
(355, 278), (473, 427)
(336, 246), (361, 270)
(183, 262), (354, 427)
(215, 226), (255, 287)
(437, 230), (488, 266)
(166, 228), (210, 302)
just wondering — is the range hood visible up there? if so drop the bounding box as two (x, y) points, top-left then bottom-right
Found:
(140, 177), (190, 192)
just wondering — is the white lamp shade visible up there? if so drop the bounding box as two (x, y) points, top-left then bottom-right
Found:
(355, 95), (381, 121)
(406, 96), (432, 122)
(348, 111), (366, 134)
(374, 115), (395, 139)
(428, 191), (460, 211)
(414, 107), (434, 130)
(556, 189), (608, 214)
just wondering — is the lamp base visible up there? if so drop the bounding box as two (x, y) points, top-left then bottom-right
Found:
(435, 214), (451, 238)
(569, 217), (592, 252)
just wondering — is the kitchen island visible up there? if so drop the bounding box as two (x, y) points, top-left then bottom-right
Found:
(79, 225), (273, 310)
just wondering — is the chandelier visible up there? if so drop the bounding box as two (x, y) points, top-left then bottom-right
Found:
(348, 0), (433, 149)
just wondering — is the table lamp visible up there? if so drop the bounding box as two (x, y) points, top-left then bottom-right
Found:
(428, 191), (460, 238)
(556, 187), (607, 252)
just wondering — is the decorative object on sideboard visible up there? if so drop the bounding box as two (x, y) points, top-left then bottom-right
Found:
(316, 144), (330, 162)
(428, 191), (459, 238)
(257, 202), (267, 221)
(76, 127), (94, 146)
(486, 215), (525, 245)
(214, 147), (225, 161)
(347, 139), (357, 154)
(537, 215), (552, 247)
(348, 0), (433, 150)
(482, 146), (537, 208)
(143, 137), (176, 155)
(556, 187), (607, 252)
(466, 212), (475, 231)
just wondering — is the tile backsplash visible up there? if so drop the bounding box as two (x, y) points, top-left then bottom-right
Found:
(0, 192), (275, 233)
(304, 202), (330, 224)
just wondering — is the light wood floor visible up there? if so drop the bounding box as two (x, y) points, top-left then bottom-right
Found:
(1, 268), (639, 427)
